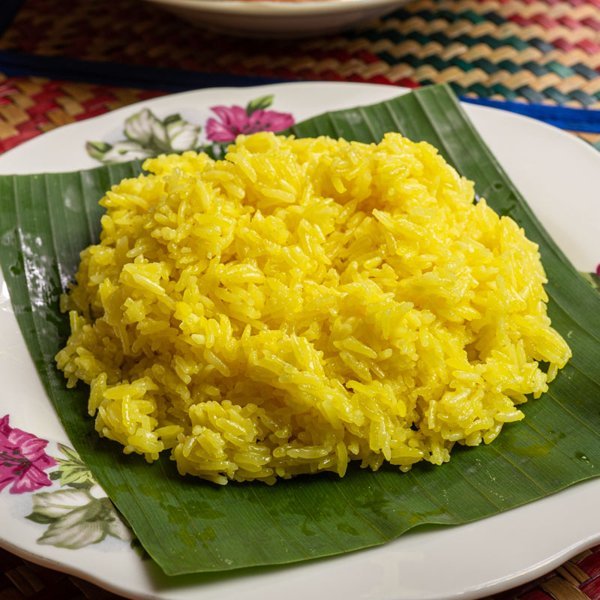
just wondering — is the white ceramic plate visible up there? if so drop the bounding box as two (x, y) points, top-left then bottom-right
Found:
(141, 0), (410, 37)
(0, 82), (599, 600)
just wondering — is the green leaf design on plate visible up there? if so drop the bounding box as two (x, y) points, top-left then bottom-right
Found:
(0, 85), (599, 576)
(581, 271), (600, 293)
(29, 488), (92, 520)
(26, 512), (55, 525)
(87, 109), (202, 164)
(37, 508), (106, 549)
(27, 488), (132, 549)
(54, 443), (97, 488)
(246, 94), (274, 114)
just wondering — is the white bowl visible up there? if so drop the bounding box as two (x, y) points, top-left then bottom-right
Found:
(142, 0), (410, 37)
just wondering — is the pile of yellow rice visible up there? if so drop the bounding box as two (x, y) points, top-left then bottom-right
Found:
(56, 132), (571, 484)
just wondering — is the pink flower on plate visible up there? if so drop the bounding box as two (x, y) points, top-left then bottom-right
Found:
(205, 95), (295, 143)
(0, 415), (56, 494)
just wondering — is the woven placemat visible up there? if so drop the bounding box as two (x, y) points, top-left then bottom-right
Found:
(1, 0), (599, 108)
(0, 75), (597, 154)
(0, 76), (161, 151)
(0, 0), (597, 151)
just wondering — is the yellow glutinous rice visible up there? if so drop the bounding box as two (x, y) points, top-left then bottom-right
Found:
(56, 132), (571, 485)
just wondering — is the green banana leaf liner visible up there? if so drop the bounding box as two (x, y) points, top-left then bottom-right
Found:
(0, 84), (598, 576)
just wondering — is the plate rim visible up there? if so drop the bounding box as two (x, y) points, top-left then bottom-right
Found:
(141, 0), (409, 17)
(0, 80), (599, 600)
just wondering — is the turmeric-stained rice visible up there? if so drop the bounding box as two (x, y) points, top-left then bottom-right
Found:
(56, 132), (571, 484)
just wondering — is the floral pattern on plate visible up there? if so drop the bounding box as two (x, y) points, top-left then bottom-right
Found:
(86, 94), (295, 164)
(0, 415), (56, 494)
(581, 265), (600, 293)
(1, 415), (132, 550)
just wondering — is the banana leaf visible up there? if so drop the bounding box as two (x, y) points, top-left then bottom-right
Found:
(0, 84), (599, 576)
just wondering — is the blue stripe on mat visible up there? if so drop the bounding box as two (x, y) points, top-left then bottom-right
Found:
(1, 50), (599, 133)
(0, 50), (286, 91)
(462, 96), (600, 134)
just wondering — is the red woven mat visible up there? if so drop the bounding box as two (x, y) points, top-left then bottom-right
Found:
(1, 0), (599, 107)
(0, 77), (161, 152)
